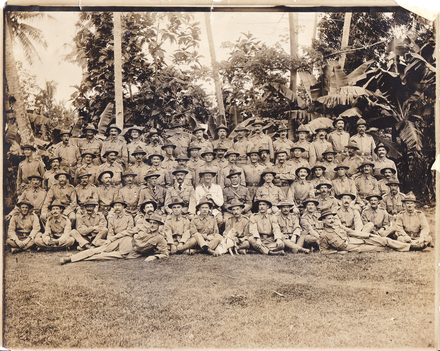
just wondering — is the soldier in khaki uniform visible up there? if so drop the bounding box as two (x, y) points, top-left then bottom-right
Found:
(223, 199), (251, 254)
(248, 198), (285, 255)
(36, 200), (76, 250)
(276, 200), (309, 253)
(242, 146), (265, 200)
(164, 198), (191, 254)
(395, 192), (432, 249)
(6, 200), (40, 253)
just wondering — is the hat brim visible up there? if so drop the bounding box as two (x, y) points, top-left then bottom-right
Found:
(226, 172), (242, 179)
(78, 173), (92, 178)
(27, 175), (43, 181)
(106, 126), (122, 134)
(122, 173), (137, 178)
(226, 152), (240, 157)
(161, 144), (177, 150)
(140, 201), (158, 212)
(168, 201), (186, 209)
(81, 152), (96, 158)
(291, 147), (306, 152)
(401, 198), (417, 202)
(84, 128), (98, 133)
(98, 171), (114, 180)
(144, 174), (161, 180)
(261, 171), (277, 177)
(315, 183), (333, 190)
(319, 212), (337, 221)
(337, 193), (356, 200)
(110, 201), (127, 208)
(17, 201), (34, 209)
(295, 167), (311, 176)
(255, 199), (272, 208)
(358, 163), (375, 169)
(227, 203), (245, 210)
(48, 204), (65, 210)
(54, 173), (70, 180)
(84, 202), (98, 207)
(196, 201), (214, 209)
(386, 181), (402, 186)
(21, 145), (36, 151)
(172, 169), (189, 175)
(380, 168), (396, 175)
(147, 218), (164, 226)
(311, 165), (327, 171)
(303, 199), (319, 206)
(103, 150), (119, 157)
(334, 165), (349, 171)
(366, 195), (383, 201)
(132, 151), (147, 156)
(199, 171), (217, 177)
(148, 154), (165, 161)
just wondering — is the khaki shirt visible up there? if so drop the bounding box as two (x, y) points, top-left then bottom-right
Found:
(249, 212), (282, 239)
(77, 212), (107, 236)
(276, 212), (301, 238)
(42, 183), (77, 216)
(8, 212), (40, 241)
(361, 207), (390, 230)
(395, 210), (430, 240)
(224, 216), (250, 239)
(190, 214), (219, 236)
(43, 215), (71, 240)
(164, 183), (196, 215)
(107, 210), (134, 240)
(336, 207), (363, 231)
(328, 130), (350, 153)
(381, 192), (405, 215)
(163, 215), (191, 244)
(355, 174), (379, 199)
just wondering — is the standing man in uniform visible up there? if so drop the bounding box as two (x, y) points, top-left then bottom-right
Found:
(349, 118), (376, 161)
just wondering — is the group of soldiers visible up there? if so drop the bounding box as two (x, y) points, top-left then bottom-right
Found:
(6, 116), (432, 264)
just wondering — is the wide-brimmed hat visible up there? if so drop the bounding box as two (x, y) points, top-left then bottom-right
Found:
(386, 177), (402, 186)
(196, 197), (214, 210)
(139, 200), (158, 213)
(175, 153), (190, 161)
(322, 146), (337, 156)
(225, 148), (240, 158)
(148, 128), (160, 137)
(295, 166), (311, 177)
(17, 199), (34, 209)
(188, 144), (202, 151)
(402, 191), (417, 202)
(296, 125), (310, 134)
(167, 197), (186, 209)
(84, 123), (98, 133)
(193, 125), (206, 134)
(148, 153), (164, 161)
(278, 124), (289, 132)
(227, 198), (245, 210)
(122, 169), (137, 178)
(27, 173), (43, 181)
(275, 147), (290, 156)
(255, 198), (272, 208)
(213, 144), (228, 152)
(333, 116), (345, 127)
(315, 180), (332, 190)
(111, 195), (127, 208)
(234, 126), (250, 132)
(161, 139), (177, 150)
(48, 200), (65, 211)
(59, 128), (72, 136)
(172, 165), (189, 176)
(366, 192), (383, 201)
(380, 167), (397, 175)
(146, 213), (164, 226)
(315, 126), (329, 133)
(319, 209), (337, 221)
(303, 197), (319, 206)
(21, 143), (36, 151)
(247, 146), (260, 156)
(83, 197), (98, 207)
(106, 124), (121, 134)
(144, 170), (161, 181)
(358, 161), (375, 169)
(97, 170), (114, 182)
(77, 169), (92, 179)
(337, 193), (356, 201)
(311, 162), (327, 172)
(126, 125), (144, 134)
(80, 151), (96, 158)
(345, 141), (359, 150)
(258, 145), (270, 153)
(54, 170), (70, 180)
(200, 147), (216, 158)
(374, 142), (389, 154)
(356, 118), (367, 126)
(103, 149), (119, 157)
(291, 144), (306, 152)
(199, 168), (217, 177)
(334, 162), (350, 171)
(277, 200), (294, 208)
(252, 118), (265, 126)
(226, 168), (242, 179)
(215, 124), (229, 133)
(131, 146), (147, 156)
(48, 156), (62, 164)
(261, 167), (277, 178)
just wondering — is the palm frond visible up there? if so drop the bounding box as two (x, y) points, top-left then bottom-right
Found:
(398, 120), (423, 151)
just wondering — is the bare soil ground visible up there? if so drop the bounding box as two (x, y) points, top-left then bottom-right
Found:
(3, 207), (436, 348)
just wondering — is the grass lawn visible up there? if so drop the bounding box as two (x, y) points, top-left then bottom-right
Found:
(3, 207), (436, 349)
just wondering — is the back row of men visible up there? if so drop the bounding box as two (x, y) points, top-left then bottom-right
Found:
(7, 116), (431, 258)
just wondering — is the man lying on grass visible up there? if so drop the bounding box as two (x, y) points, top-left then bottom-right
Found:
(318, 209), (413, 254)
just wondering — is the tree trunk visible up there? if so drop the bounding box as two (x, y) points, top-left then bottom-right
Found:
(113, 12), (124, 130)
(339, 12), (352, 70)
(289, 13), (298, 92)
(4, 17), (34, 144)
(204, 12), (226, 126)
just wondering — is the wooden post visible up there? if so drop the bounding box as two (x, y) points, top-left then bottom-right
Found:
(339, 12), (352, 70)
(114, 12), (124, 130)
(289, 12), (298, 92)
(204, 12), (226, 125)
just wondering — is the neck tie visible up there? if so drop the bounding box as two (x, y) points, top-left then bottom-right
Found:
(179, 184), (182, 191)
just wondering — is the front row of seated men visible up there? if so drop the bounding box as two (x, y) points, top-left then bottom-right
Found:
(7, 169), (432, 263)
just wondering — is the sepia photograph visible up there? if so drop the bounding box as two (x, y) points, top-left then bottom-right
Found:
(2, 2), (438, 349)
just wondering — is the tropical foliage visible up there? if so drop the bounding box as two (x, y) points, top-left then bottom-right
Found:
(68, 12), (213, 130)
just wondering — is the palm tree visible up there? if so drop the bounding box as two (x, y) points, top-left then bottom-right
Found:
(4, 12), (49, 144)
